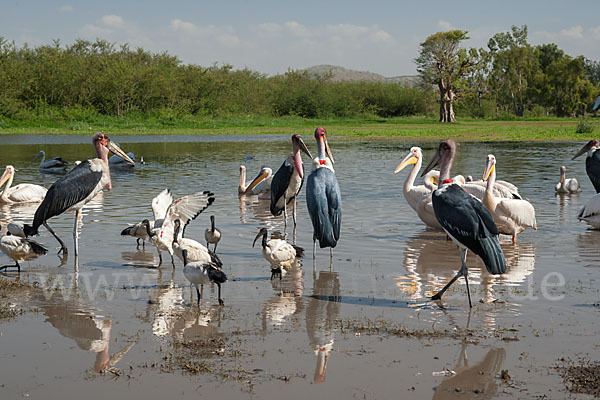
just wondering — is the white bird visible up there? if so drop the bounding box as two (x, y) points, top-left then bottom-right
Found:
(32, 151), (68, 173)
(145, 190), (215, 267)
(204, 215), (221, 252)
(555, 166), (581, 194)
(482, 154), (537, 243)
(239, 165), (273, 196)
(121, 219), (152, 248)
(24, 133), (134, 256)
(171, 219), (222, 268)
(394, 147), (443, 230)
(253, 227), (304, 279)
(182, 249), (227, 306)
(577, 194), (600, 229)
(0, 165), (47, 204)
(0, 223), (48, 272)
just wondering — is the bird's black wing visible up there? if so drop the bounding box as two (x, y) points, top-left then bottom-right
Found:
(432, 184), (506, 275)
(586, 153), (600, 193)
(325, 170), (342, 242)
(270, 160), (294, 216)
(31, 160), (102, 229)
(207, 264), (228, 283)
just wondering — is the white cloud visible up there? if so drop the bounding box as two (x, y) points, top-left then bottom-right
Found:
(438, 20), (455, 31)
(58, 5), (73, 13)
(101, 15), (126, 29)
(169, 19), (240, 47)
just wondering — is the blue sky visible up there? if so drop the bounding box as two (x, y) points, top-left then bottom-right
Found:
(2, 0), (599, 76)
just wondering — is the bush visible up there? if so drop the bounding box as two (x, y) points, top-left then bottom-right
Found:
(576, 119), (595, 134)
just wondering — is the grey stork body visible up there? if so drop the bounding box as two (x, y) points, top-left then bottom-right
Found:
(33, 151), (69, 174)
(23, 133), (133, 256)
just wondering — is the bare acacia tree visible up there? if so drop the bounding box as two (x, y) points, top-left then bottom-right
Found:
(415, 30), (472, 122)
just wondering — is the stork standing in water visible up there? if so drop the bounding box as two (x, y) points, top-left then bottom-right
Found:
(0, 165), (47, 204)
(421, 140), (506, 307)
(306, 127), (342, 260)
(555, 166), (581, 194)
(32, 151), (69, 173)
(270, 134), (313, 230)
(573, 139), (600, 193)
(253, 227), (304, 279)
(182, 249), (227, 306)
(0, 223), (48, 272)
(24, 132), (133, 256)
(204, 215), (221, 252)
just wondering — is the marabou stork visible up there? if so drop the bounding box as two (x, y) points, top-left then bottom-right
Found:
(270, 134), (313, 230)
(23, 133), (133, 256)
(306, 127), (342, 259)
(253, 227), (304, 279)
(0, 165), (47, 203)
(0, 223), (48, 272)
(573, 139), (600, 193)
(577, 193), (600, 229)
(482, 154), (537, 243)
(555, 165), (581, 194)
(32, 151), (69, 173)
(421, 140), (506, 307)
(182, 247), (227, 306)
(144, 191), (215, 268)
(204, 215), (221, 252)
(239, 165), (273, 196)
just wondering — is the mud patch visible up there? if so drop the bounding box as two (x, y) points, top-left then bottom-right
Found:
(558, 357), (600, 397)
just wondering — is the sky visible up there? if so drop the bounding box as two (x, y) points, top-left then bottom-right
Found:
(2, 0), (600, 77)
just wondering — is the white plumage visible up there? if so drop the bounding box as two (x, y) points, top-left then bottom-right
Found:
(482, 154), (537, 243)
(0, 165), (47, 204)
(253, 227), (303, 279)
(181, 249), (227, 305)
(0, 224), (48, 272)
(555, 166), (581, 194)
(204, 215), (221, 252)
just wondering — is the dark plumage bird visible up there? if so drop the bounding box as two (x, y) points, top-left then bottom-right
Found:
(24, 132), (134, 256)
(421, 140), (506, 307)
(572, 139), (600, 193)
(33, 151), (69, 173)
(270, 134), (313, 230)
(306, 127), (342, 260)
(182, 249), (227, 306)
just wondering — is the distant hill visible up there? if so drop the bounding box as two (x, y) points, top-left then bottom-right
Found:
(302, 64), (420, 86)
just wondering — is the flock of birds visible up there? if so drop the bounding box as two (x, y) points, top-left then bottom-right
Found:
(1, 129), (600, 309)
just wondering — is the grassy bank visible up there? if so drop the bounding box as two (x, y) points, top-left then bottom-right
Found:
(0, 116), (598, 141)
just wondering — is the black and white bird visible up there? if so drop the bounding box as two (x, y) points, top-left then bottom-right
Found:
(270, 134), (313, 230)
(204, 215), (221, 252)
(573, 139), (600, 193)
(306, 127), (342, 260)
(121, 221), (151, 248)
(32, 151), (69, 173)
(421, 140), (506, 307)
(253, 227), (304, 279)
(182, 249), (227, 306)
(24, 133), (133, 256)
(0, 223), (48, 272)
(172, 218), (222, 268)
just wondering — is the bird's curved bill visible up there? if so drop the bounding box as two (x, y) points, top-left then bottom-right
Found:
(325, 139), (335, 164)
(482, 160), (495, 181)
(394, 153), (418, 174)
(296, 136), (313, 159)
(421, 151), (441, 177)
(107, 140), (134, 164)
(252, 231), (263, 247)
(32, 151), (43, 162)
(572, 140), (594, 160)
(0, 168), (11, 187)
(247, 170), (269, 192)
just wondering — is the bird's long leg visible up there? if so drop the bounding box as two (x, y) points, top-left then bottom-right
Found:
(200, 284), (204, 302)
(170, 254), (175, 269)
(73, 209), (81, 257)
(329, 248), (333, 271)
(0, 262), (20, 273)
(431, 248), (469, 303)
(214, 242), (218, 253)
(157, 249), (163, 267)
(292, 199), (297, 229)
(136, 238), (141, 248)
(44, 222), (68, 255)
(283, 202), (288, 231)
(217, 282), (224, 306)
(195, 285), (200, 306)
(460, 249), (472, 308)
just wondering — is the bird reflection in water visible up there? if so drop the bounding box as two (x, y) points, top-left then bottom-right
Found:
(306, 270), (340, 383)
(121, 248), (157, 268)
(576, 230), (600, 268)
(397, 232), (535, 304)
(433, 344), (506, 399)
(238, 192), (276, 227)
(262, 261), (304, 331)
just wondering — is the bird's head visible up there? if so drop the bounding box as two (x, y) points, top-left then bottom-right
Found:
(314, 127), (334, 165)
(421, 140), (456, 177)
(246, 165), (273, 192)
(93, 132), (134, 164)
(32, 151), (44, 162)
(291, 134), (313, 179)
(572, 139), (599, 160)
(0, 165), (15, 188)
(394, 147), (422, 174)
(252, 227), (268, 248)
(483, 154), (497, 182)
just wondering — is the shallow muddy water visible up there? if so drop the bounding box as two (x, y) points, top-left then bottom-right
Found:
(0, 134), (598, 399)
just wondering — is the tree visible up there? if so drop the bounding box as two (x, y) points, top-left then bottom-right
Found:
(415, 30), (472, 122)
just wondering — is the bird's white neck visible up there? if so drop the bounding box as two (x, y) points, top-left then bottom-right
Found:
(484, 165), (497, 205)
(239, 167), (247, 193)
(404, 156), (422, 195)
(0, 172), (13, 201)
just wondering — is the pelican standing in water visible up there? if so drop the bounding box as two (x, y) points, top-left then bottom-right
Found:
(306, 127), (342, 260)
(24, 133), (134, 256)
(32, 151), (69, 173)
(572, 139), (600, 193)
(253, 227), (304, 279)
(421, 140), (506, 307)
(482, 154), (537, 244)
(0, 165), (47, 204)
(204, 215), (221, 252)
(0, 223), (48, 272)
(239, 165), (273, 197)
(555, 166), (581, 194)
(270, 134), (313, 230)
(182, 249), (227, 306)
